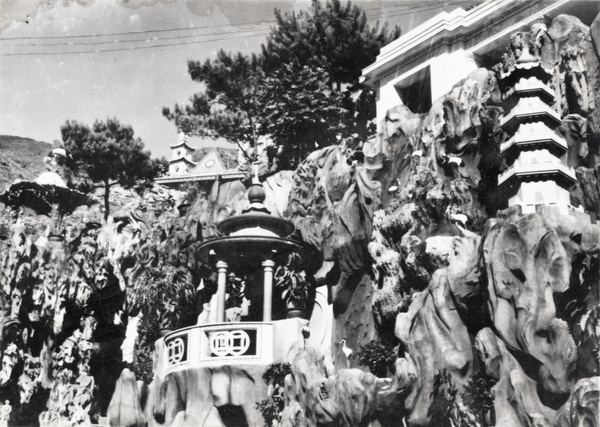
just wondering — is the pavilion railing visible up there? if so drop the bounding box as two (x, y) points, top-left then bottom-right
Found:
(162, 322), (274, 376)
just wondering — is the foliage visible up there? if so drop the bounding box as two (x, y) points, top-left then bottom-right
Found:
(262, 362), (292, 387)
(257, 64), (345, 170)
(130, 266), (197, 384)
(163, 51), (262, 162)
(164, 0), (400, 171)
(225, 273), (245, 310)
(255, 399), (281, 427)
(133, 265), (197, 333)
(61, 118), (165, 221)
(429, 369), (458, 427)
(274, 253), (311, 307)
(261, 0), (400, 90)
(180, 181), (209, 205)
(255, 363), (292, 427)
(461, 371), (497, 423)
(355, 338), (397, 377)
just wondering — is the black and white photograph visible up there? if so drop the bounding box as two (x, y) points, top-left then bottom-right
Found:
(1, 0), (599, 425)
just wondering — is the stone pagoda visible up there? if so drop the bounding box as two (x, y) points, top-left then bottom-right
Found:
(497, 45), (578, 215)
(168, 132), (196, 175)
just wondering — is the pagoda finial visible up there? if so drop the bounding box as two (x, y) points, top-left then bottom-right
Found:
(244, 162), (269, 213)
(253, 161), (260, 184)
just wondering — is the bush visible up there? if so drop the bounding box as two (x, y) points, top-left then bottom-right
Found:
(131, 265), (197, 383)
(255, 363), (291, 427)
(355, 338), (397, 377)
(461, 371), (497, 426)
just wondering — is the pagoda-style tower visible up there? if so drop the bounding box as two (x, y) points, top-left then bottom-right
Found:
(497, 47), (577, 214)
(168, 132), (196, 175)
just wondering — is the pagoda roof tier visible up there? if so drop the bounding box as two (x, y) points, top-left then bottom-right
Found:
(498, 160), (576, 189)
(170, 140), (196, 150)
(169, 157), (196, 166)
(499, 61), (554, 87)
(170, 132), (196, 150)
(502, 77), (555, 112)
(501, 122), (567, 164)
(198, 235), (322, 275)
(500, 97), (561, 136)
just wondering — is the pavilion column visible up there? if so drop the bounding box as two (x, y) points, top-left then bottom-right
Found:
(262, 260), (275, 322)
(216, 261), (228, 323)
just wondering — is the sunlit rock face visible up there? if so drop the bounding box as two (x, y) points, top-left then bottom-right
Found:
(1, 10), (600, 427)
(482, 206), (595, 395)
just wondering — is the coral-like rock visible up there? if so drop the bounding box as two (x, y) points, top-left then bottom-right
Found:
(476, 328), (556, 426)
(284, 346), (398, 427)
(394, 271), (473, 425)
(107, 369), (146, 427)
(554, 376), (600, 426)
(482, 206), (599, 395)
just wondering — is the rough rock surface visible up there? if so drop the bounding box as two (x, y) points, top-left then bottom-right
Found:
(0, 11), (599, 427)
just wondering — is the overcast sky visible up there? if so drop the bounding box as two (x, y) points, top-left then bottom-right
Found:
(0, 0), (474, 160)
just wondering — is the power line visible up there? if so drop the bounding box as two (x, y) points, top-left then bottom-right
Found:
(0, 29), (272, 56)
(0, 1), (466, 42)
(0, 1), (474, 56)
(2, 26), (272, 47)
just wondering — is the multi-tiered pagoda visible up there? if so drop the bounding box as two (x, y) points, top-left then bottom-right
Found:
(168, 132), (196, 175)
(498, 46), (578, 215)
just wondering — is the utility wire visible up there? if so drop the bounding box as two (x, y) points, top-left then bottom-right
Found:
(0, 1), (446, 41)
(0, 29), (272, 56)
(3, 26), (272, 47)
(0, 0), (475, 56)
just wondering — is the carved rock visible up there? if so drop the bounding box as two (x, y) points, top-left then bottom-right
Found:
(107, 369), (146, 427)
(287, 146), (381, 315)
(482, 206), (600, 395)
(476, 328), (556, 426)
(554, 376), (600, 427)
(394, 271), (473, 425)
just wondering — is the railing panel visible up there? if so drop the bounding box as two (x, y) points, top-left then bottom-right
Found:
(163, 322), (274, 376)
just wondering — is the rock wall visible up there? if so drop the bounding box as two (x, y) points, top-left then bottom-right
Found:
(0, 11), (598, 427)
(276, 12), (600, 427)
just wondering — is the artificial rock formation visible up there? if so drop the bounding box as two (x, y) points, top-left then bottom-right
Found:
(0, 11), (599, 427)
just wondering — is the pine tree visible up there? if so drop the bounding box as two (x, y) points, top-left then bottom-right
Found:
(61, 118), (164, 221)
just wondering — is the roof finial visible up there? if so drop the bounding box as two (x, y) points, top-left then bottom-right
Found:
(253, 161), (259, 184)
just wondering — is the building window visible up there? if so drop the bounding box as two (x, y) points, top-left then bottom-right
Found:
(397, 67), (432, 114)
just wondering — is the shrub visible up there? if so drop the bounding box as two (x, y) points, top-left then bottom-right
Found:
(255, 363), (291, 427)
(355, 338), (397, 377)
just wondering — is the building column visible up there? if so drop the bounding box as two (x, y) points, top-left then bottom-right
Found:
(216, 261), (228, 323)
(262, 260), (275, 322)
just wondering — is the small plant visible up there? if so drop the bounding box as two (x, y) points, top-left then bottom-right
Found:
(461, 371), (497, 427)
(133, 265), (197, 332)
(225, 273), (245, 310)
(275, 253), (310, 309)
(355, 338), (397, 377)
(429, 369), (458, 427)
(262, 362), (291, 386)
(255, 363), (291, 427)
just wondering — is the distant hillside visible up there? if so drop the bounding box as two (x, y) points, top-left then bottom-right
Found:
(0, 135), (52, 192)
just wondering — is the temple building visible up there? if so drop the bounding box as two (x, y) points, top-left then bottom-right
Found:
(156, 132), (245, 187)
(361, 0), (600, 123)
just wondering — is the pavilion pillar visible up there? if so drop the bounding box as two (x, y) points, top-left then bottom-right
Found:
(216, 261), (228, 323)
(262, 260), (275, 322)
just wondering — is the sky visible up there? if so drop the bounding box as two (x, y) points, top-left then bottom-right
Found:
(0, 0), (476, 160)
